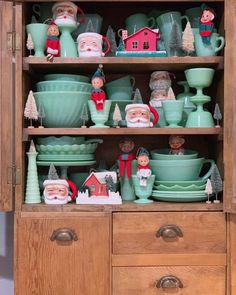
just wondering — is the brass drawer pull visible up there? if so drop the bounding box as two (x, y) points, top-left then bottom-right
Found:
(156, 225), (183, 239)
(50, 228), (78, 242)
(156, 275), (183, 289)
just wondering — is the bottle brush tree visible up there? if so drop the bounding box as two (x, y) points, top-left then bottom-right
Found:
(24, 90), (38, 128)
(213, 103), (222, 127)
(205, 178), (213, 204)
(133, 88), (143, 104)
(182, 21), (195, 56)
(113, 103), (122, 127)
(106, 25), (117, 56)
(210, 164), (223, 203)
(26, 33), (34, 56)
(169, 22), (182, 56)
(80, 103), (89, 128)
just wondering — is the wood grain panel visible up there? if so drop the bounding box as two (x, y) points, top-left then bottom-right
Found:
(113, 212), (226, 254)
(113, 266), (225, 295)
(15, 214), (110, 295)
(0, 0), (13, 211)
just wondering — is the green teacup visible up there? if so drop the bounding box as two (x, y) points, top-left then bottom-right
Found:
(162, 100), (184, 128)
(132, 175), (155, 204)
(194, 33), (225, 57)
(26, 23), (48, 57)
(106, 75), (135, 88)
(149, 158), (215, 181)
(106, 86), (133, 101)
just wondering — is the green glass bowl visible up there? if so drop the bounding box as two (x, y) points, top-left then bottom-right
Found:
(34, 91), (90, 127)
(43, 74), (89, 83)
(36, 136), (85, 146)
(151, 148), (198, 160)
(36, 81), (92, 92)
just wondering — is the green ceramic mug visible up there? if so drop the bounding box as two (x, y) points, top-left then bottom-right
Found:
(149, 158), (215, 181)
(194, 33), (225, 56)
(185, 7), (202, 28)
(106, 86), (133, 100)
(106, 75), (135, 88)
(125, 13), (156, 35)
(26, 23), (48, 57)
(162, 100), (184, 128)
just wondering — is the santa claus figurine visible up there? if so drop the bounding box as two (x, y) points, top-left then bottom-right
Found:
(136, 147), (152, 186)
(46, 21), (60, 61)
(91, 64), (106, 111)
(43, 164), (77, 204)
(199, 6), (216, 45)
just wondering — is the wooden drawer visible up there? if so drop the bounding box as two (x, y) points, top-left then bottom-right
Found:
(113, 266), (225, 295)
(113, 212), (226, 254)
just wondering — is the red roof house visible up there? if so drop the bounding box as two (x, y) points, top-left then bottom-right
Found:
(83, 172), (108, 197)
(124, 27), (161, 52)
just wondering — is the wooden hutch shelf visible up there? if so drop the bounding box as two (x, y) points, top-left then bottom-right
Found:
(21, 201), (223, 213)
(23, 56), (224, 73)
(24, 127), (223, 138)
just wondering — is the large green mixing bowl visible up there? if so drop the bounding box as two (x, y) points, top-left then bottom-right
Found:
(43, 74), (89, 83)
(34, 91), (90, 127)
(36, 81), (92, 92)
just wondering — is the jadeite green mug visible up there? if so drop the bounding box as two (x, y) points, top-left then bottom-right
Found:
(194, 33), (225, 56)
(185, 7), (202, 28)
(125, 13), (156, 35)
(132, 175), (155, 204)
(156, 11), (189, 56)
(26, 23), (48, 57)
(162, 100), (184, 128)
(149, 158), (215, 181)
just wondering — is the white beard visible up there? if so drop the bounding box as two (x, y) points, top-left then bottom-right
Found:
(126, 120), (150, 128)
(55, 16), (76, 26)
(78, 50), (102, 57)
(44, 195), (71, 205)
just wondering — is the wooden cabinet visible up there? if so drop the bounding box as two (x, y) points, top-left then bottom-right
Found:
(0, 0), (235, 294)
(15, 213), (111, 295)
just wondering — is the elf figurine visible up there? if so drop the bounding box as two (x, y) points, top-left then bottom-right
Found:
(136, 147), (151, 186)
(91, 64), (106, 111)
(169, 135), (185, 155)
(199, 6), (215, 45)
(46, 21), (60, 62)
(118, 138), (136, 179)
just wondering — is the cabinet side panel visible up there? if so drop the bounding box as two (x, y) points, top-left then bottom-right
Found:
(0, 1), (13, 211)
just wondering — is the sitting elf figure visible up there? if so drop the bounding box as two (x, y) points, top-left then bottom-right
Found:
(199, 5), (216, 45)
(91, 64), (106, 111)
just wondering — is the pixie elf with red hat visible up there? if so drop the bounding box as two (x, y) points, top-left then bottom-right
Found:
(91, 64), (106, 111)
(46, 21), (60, 61)
(199, 6), (216, 45)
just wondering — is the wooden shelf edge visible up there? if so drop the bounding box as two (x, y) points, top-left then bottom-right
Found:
(24, 56), (223, 66)
(21, 201), (223, 213)
(23, 127), (223, 139)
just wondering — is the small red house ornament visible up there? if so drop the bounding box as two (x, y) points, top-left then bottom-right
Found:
(84, 173), (108, 197)
(123, 27), (161, 51)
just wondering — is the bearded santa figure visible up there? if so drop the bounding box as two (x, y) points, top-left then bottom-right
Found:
(125, 104), (159, 128)
(43, 164), (77, 205)
(52, 1), (84, 26)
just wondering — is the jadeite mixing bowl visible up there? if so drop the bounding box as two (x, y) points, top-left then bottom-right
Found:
(150, 148), (198, 160)
(43, 74), (89, 83)
(36, 81), (92, 93)
(34, 91), (90, 127)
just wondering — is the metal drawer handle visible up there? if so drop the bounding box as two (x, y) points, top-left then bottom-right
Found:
(50, 228), (78, 242)
(156, 275), (183, 289)
(156, 225), (183, 239)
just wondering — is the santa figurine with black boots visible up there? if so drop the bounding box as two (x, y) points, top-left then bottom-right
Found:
(136, 147), (152, 187)
(46, 21), (60, 61)
(199, 5), (216, 45)
(91, 64), (106, 111)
